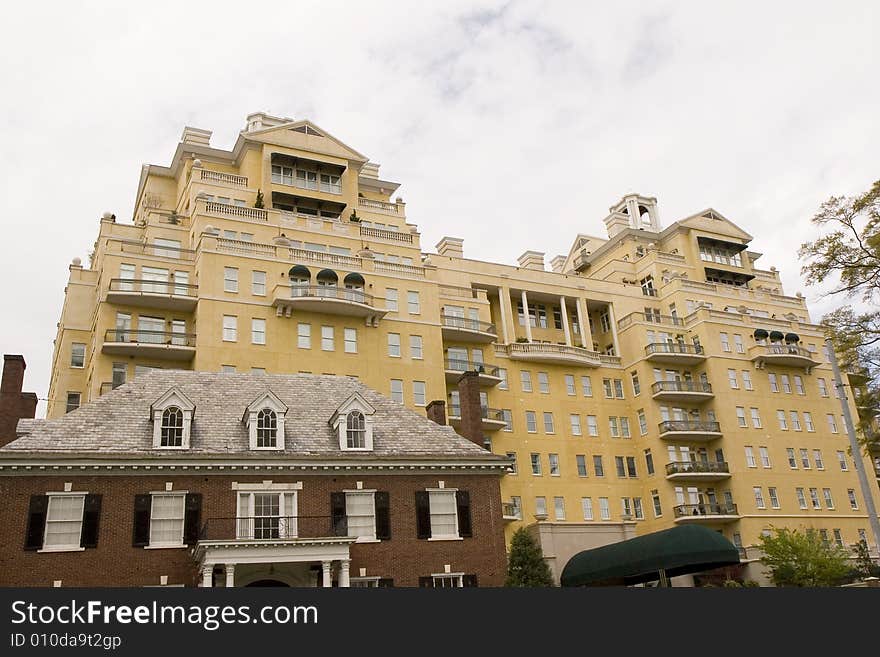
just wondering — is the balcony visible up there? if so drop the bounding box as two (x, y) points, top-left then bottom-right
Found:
(498, 341), (619, 367)
(199, 169), (248, 187)
(106, 279), (198, 311)
(673, 503), (740, 524)
(658, 420), (722, 442)
(204, 201), (268, 222)
(644, 342), (706, 365)
(750, 344), (819, 372)
(448, 407), (508, 432)
(358, 197), (402, 215)
(102, 329), (196, 361)
(272, 284), (387, 325)
(359, 225), (413, 244)
(651, 380), (714, 403)
(443, 359), (503, 386)
(664, 461), (731, 482)
(440, 314), (497, 343)
(200, 515), (346, 542)
(502, 502), (522, 521)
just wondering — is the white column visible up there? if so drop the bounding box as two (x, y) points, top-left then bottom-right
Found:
(576, 298), (591, 350)
(321, 561), (332, 588)
(339, 560), (351, 588)
(224, 564), (235, 588)
(497, 290), (510, 343)
(201, 566), (213, 588)
(607, 304), (621, 356)
(559, 297), (572, 346)
(521, 290), (533, 342)
(500, 287), (516, 343)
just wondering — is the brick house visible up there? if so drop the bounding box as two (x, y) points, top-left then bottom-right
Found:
(0, 371), (510, 587)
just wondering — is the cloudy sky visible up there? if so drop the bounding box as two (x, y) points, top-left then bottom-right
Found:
(1, 1), (877, 415)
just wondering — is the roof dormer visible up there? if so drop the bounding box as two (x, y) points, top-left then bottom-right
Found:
(150, 387), (196, 449)
(243, 390), (288, 451)
(329, 392), (377, 451)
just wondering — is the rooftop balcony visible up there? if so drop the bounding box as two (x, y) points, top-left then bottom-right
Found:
(448, 407), (508, 432)
(750, 343), (819, 372)
(440, 314), (497, 343)
(672, 503), (740, 524)
(443, 359), (503, 386)
(497, 342), (620, 367)
(358, 197), (403, 216)
(644, 342), (706, 365)
(657, 420), (722, 442)
(272, 284), (387, 325)
(664, 460), (731, 482)
(106, 279), (198, 312)
(651, 380), (714, 403)
(102, 329), (196, 361)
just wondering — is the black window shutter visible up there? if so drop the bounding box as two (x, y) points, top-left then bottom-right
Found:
(374, 491), (391, 540)
(24, 494), (48, 551)
(378, 578), (394, 588)
(456, 490), (472, 538)
(418, 576), (433, 588)
(80, 494), (102, 548)
(183, 493), (202, 545)
(330, 492), (347, 536)
(132, 494), (152, 547)
(415, 491), (431, 539)
(463, 574), (479, 587)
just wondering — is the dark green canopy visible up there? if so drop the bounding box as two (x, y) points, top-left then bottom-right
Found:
(560, 525), (740, 586)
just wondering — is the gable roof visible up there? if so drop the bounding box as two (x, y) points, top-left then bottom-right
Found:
(150, 386), (195, 414)
(4, 372), (498, 463)
(676, 208), (753, 242)
(329, 392), (376, 426)
(241, 119), (368, 164)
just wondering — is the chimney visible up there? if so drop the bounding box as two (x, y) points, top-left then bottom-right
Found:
(436, 237), (464, 259)
(456, 371), (484, 446)
(550, 255), (567, 273)
(0, 355), (38, 447)
(180, 126), (212, 146)
(426, 400), (447, 426)
(360, 162), (381, 179)
(517, 251), (545, 271)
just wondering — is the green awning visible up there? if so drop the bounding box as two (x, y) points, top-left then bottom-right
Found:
(560, 525), (740, 587)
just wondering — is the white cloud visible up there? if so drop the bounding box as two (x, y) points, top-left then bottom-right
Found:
(0, 1), (877, 414)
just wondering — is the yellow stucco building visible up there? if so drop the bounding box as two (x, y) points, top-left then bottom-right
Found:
(46, 112), (880, 582)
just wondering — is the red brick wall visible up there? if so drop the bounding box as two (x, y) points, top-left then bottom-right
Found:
(0, 355), (37, 447)
(0, 472), (507, 587)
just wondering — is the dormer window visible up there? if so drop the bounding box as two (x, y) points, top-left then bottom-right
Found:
(150, 387), (195, 449)
(346, 411), (366, 448)
(244, 391), (288, 451)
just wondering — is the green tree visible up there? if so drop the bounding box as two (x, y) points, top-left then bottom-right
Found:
(758, 527), (851, 587)
(505, 527), (553, 587)
(852, 539), (879, 579)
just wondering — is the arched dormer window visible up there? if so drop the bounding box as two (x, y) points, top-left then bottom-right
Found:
(161, 406), (184, 447)
(346, 411), (366, 448)
(257, 408), (278, 448)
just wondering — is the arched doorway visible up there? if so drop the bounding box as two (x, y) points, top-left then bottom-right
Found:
(245, 579), (290, 587)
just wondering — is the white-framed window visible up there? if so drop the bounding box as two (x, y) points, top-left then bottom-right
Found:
(530, 453), (542, 475)
(256, 408), (278, 448)
(827, 414), (838, 433)
(535, 496), (547, 517)
(733, 334), (744, 353)
(549, 453), (560, 476)
(586, 415), (599, 436)
(70, 343), (85, 368)
(576, 455), (588, 477)
(160, 407), (184, 447)
(581, 497), (594, 520)
(728, 369), (739, 389)
(407, 291), (420, 314)
(809, 488), (821, 510)
(742, 370), (753, 390)
(609, 417), (620, 437)
(777, 410), (787, 430)
(631, 372), (641, 396)
(221, 365), (236, 373)
(520, 370), (532, 392)
(638, 409), (648, 435)
(410, 335), (423, 359)
(796, 488), (807, 509)
(525, 411), (537, 433)
(750, 407), (762, 428)
(344, 328), (357, 353)
(790, 411), (801, 431)
(428, 489), (459, 539)
(554, 496), (565, 520)
(787, 448), (797, 468)
(745, 446), (756, 468)
(319, 172), (341, 194)
(593, 455), (604, 477)
(538, 372), (550, 393)
(581, 376), (593, 396)
(803, 411), (815, 432)
(848, 489), (859, 510)
(736, 407), (747, 427)
(321, 326), (334, 351)
(823, 488), (835, 510)
(236, 487), (298, 540)
(813, 449), (824, 470)
(837, 451), (848, 471)
(720, 332), (730, 352)
(346, 411), (367, 448)
(613, 379), (624, 399)
(252, 270), (266, 296)
(297, 323), (311, 349)
(565, 374), (576, 395)
(385, 288), (398, 312)
(754, 486), (766, 509)
(544, 412), (555, 434)
(251, 318), (266, 345)
(603, 378), (613, 398)
(793, 375), (805, 395)
(800, 448), (811, 469)
(224, 267), (239, 293)
(570, 414), (582, 436)
(599, 497), (611, 520)
(390, 379), (403, 403)
(222, 315), (237, 342)
(781, 375), (792, 394)
(149, 493), (186, 547)
(818, 378), (828, 397)
(65, 392), (81, 413)
(43, 493), (86, 550)
(413, 381), (426, 406)
(768, 487), (780, 509)
(769, 373), (779, 392)
(759, 446), (771, 468)
(501, 409), (512, 431)
(346, 491), (377, 541)
(498, 368), (508, 390)
(387, 333), (401, 357)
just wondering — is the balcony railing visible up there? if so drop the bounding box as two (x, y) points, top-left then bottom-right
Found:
(106, 238), (196, 261)
(617, 312), (686, 329)
(109, 279), (197, 296)
(204, 201), (268, 222)
(449, 407), (505, 423)
(199, 169), (248, 187)
(199, 516), (347, 541)
(665, 461), (730, 476)
(645, 343), (704, 357)
(659, 420), (721, 433)
(502, 502), (522, 520)
(441, 315), (497, 335)
(359, 198), (400, 214)
(104, 329), (196, 347)
(651, 381), (713, 394)
(642, 287), (658, 297)
(374, 261), (426, 278)
(444, 359), (500, 377)
(499, 341), (621, 366)
(360, 225), (413, 243)
(673, 503), (738, 518)
(289, 284), (375, 305)
(756, 343), (815, 359)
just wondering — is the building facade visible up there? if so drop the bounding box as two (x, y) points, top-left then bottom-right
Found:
(0, 371), (509, 587)
(43, 112), (880, 582)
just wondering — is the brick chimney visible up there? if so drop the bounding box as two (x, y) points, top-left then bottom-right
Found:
(0, 355), (38, 446)
(456, 371), (484, 446)
(426, 400), (447, 426)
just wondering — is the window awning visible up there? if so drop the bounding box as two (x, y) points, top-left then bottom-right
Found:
(560, 525), (740, 587)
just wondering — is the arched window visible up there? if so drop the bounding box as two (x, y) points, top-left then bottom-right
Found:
(289, 265), (311, 297)
(161, 406), (184, 447)
(316, 269), (338, 298)
(257, 408), (278, 448)
(343, 272), (365, 302)
(346, 411), (366, 448)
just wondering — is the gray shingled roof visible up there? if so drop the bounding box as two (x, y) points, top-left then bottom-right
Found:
(3, 371), (500, 462)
